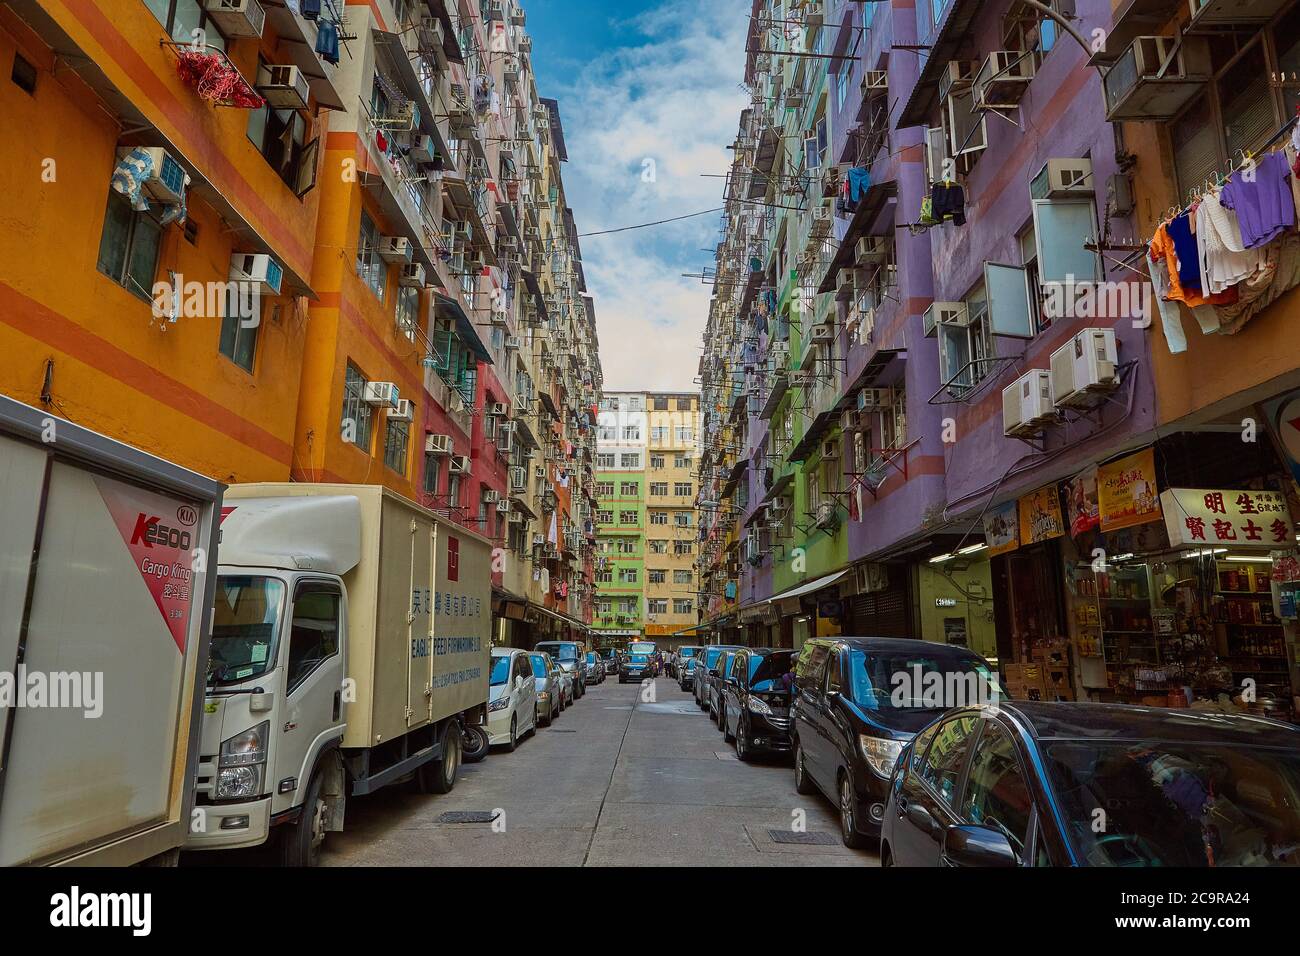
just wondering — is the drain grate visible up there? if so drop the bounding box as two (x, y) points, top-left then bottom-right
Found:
(437, 810), (500, 824)
(767, 829), (838, 846)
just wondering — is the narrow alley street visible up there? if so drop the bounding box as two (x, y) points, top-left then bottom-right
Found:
(323, 677), (874, 867)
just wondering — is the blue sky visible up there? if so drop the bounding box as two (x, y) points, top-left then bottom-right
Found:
(520, 0), (750, 392)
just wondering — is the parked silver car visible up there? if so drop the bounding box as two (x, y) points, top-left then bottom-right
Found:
(528, 652), (563, 726)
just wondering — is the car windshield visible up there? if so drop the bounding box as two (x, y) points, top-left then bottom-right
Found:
(748, 651), (795, 692)
(680, 647), (698, 657)
(1044, 740), (1300, 867)
(529, 655), (549, 678)
(629, 642), (656, 655)
(586, 653), (597, 664)
(846, 648), (997, 710)
(703, 647), (724, 668)
(721, 654), (736, 677)
(490, 656), (513, 686)
(629, 654), (650, 663)
(538, 643), (578, 661)
(210, 575), (285, 685)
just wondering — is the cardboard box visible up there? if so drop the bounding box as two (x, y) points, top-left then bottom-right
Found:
(1006, 676), (1048, 701)
(1003, 662), (1043, 684)
(1033, 641), (1071, 668)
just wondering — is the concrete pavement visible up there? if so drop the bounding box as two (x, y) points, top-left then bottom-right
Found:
(322, 675), (878, 866)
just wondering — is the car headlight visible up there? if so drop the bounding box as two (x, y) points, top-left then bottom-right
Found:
(859, 735), (905, 778)
(488, 696), (510, 712)
(747, 696), (773, 715)
(538, 691), (550, 700)
(216, 721), (269, 800)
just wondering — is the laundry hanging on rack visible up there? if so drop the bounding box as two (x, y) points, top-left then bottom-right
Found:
(316, 17), (340, 65)
(930, 181), (966, 226)
(845, 166), (871, 203)
(1220, 150), (1295, 249)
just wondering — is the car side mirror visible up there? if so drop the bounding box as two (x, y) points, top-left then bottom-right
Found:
(825, 686), (840, 698)
(514, 675), (523, 690)
(708, 669), (719, 678)
(941, 825), (1019, 868)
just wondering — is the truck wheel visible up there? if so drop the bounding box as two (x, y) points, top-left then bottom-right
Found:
(418, 722), (460, 795)
(279, 769), (327, 867)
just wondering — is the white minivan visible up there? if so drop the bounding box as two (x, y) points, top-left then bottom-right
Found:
(487, 648), (538, 751)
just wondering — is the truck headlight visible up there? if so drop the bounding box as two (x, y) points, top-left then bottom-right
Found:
(859, 735), (905, 778)
(488, 696), (510, 712)
(217, 722), (269, 799)
(216, 764), (263, 799)
(747, 696), (773, 715)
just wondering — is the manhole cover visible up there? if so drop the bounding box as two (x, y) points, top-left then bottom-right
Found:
(767, 830), (838, 846)
(437, 810), (500, 824)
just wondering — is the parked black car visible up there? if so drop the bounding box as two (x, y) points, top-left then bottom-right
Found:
(881, 701), (1300, 867)
(671, 645), (701, 682)
(694, 645), (741, 709)
(600, 649), (619, 675)
(720, 648), (796, 760)
(791, 637), (998, 849)
(534, 641), (587, 700)
(707, 650), (740, 725)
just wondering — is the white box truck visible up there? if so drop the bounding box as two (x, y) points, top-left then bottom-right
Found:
(186, 483), (491, 865)
(0, 395), (221, 865)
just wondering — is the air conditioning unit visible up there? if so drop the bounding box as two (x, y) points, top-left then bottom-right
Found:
(857, 387), (893, 411)
(514, 394), (530, 413)
(450, 455), (471, 474)
(256, 63), (309, 110)
(409, 134), (436, 165)
(771, 495), (790, 513)
(389, 399), (415, 422)
(426, 434), (452, 455)
(508, 508), (524, 523)
(1050, 328), (1119, 408)
(399, 262), (426, 288)
(380, 236), (414, 264)
(938, 60), (979, 101)
(488, 402), (509, 417)
(973, 50), (1037, 110)
(1103, 35), (1208, 122)
(229, 253), (284, 296)
(203, 0), (265, 39)
(505, 336), (522, 350)
(532, 532), (544, 546)
(496, 498), (512, 514)
(482, 488), (499, 504)
(1189, 0), (1289, 28)
(855, 237), (888, 264)
(1002, 369), (1054, 438)
(519, 36), (533, 53)
(121, 147), (188, 205)
(497, 426), (515, 452)
(836, 268), (856, 295)
(861, 70), (887, 94)
(510, 465), (528, 490)
(922, 301), (967, 338)
(1030, 158), (1093, 199)
(789, 370), (813, 387)
(810, 322), (833, 343)
(363, 382), (400, 407)
(814, 501), (839, 530)
(812, 201), (833, 223)
(840, 408), (861, 432)
(821, 439), (840, 460)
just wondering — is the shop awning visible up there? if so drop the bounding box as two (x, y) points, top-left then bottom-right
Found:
(667, 622), (711, 637)
(896, 0), (983, 128)
(768, 569), (848, 605)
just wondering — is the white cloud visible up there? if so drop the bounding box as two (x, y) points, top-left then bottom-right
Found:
(550, 1), (749, 391)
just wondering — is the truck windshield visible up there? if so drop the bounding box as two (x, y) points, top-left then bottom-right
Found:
(210, 575), (285, 685)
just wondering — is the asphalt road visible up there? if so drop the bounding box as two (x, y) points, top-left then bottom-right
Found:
(322, 675), (878, 866)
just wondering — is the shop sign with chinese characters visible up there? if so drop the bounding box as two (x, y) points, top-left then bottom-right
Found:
(1160, 489), (1294, 549)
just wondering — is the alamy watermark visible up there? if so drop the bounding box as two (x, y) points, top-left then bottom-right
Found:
(150, 275), (262, 327)
(0, 666), (103, 718)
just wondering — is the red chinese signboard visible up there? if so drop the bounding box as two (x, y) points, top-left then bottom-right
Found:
(1160, 488), (1295, 549)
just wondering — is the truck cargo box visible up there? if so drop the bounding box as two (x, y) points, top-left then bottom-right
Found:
(220, 484), (492, 751)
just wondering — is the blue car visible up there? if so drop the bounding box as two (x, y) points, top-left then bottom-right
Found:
(619, 652), (653, 683)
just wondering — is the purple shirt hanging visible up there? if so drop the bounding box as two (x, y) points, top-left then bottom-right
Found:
(1220, 150), (1296, 249)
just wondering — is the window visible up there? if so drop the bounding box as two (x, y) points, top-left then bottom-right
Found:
(673, 598), (693, 615)
(674, 454), (691, 469)
(937, 282), (993, 395)
(650, 454), (665, 469)
(356, 210), (386, 300)
(620, 453), (640, 468)
(619, 510), (637, 525)
(597, 426), (616, 441)
(1030, 198), (1100, 292)
(674, 482), (692, 497)
(677, 398), (692, 411)
(618, 567), (638, 584)
(674, 569), (692, 584)
(675, 427), (693, 443)
(596, 453), (615, 468)
(648, 598), (668, 615)
(1001, 0), (1060, 58)
(341, 364), (374, 451)
(596, 568), (613, 583)
(246, 67), (319, 197)
(616, 538), (636, 554)
(622, 425), (640, 440)
(653, 396), (669, 410)
(650, 482), (668, 496)
(960, 723), (1032, 858)
(144, 0), (227, 51)
(620, 481), (638, 497)
(650, 426), (669, 442)
(595, 481), (614, 496)
(650, 511), (668, 525)
(826, 649), (844, 693)
(218, 289), (260, 372)
(384, 415), (410, 474)
(649, 539), (668, 554)
(673, 541), (693, 555)
(424, 451), (441, 495)
(286, 584), (340, 694)
(620, 598), (638, 613)
(648, 569), (666, 584)
(918, 715), (978, 809)
(447, 473), (461, 509)
(1017, 222), (1047, 333)
(396, 286), (420, 340)
(97, 191), (162, 300)
(836, 64), (850, 112)
(597, 510), (614, 524)
(879, 386), (907, 452)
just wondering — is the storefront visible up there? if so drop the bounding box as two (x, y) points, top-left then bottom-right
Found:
(844, 561), (912, 639)
(917, 550), (997, 662)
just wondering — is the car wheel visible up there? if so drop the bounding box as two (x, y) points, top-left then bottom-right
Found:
(461, 724), (489, 763)
(794, 742), (816, 795)
(839, 773), (869, 850)
(278, 767), (327, 867)
(881, 843), (894, 868)
(541, 703), (551, 727)
(418, 721), (461, 795)
(735, 720), (750, 761)
(504, 714), (518, 753)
